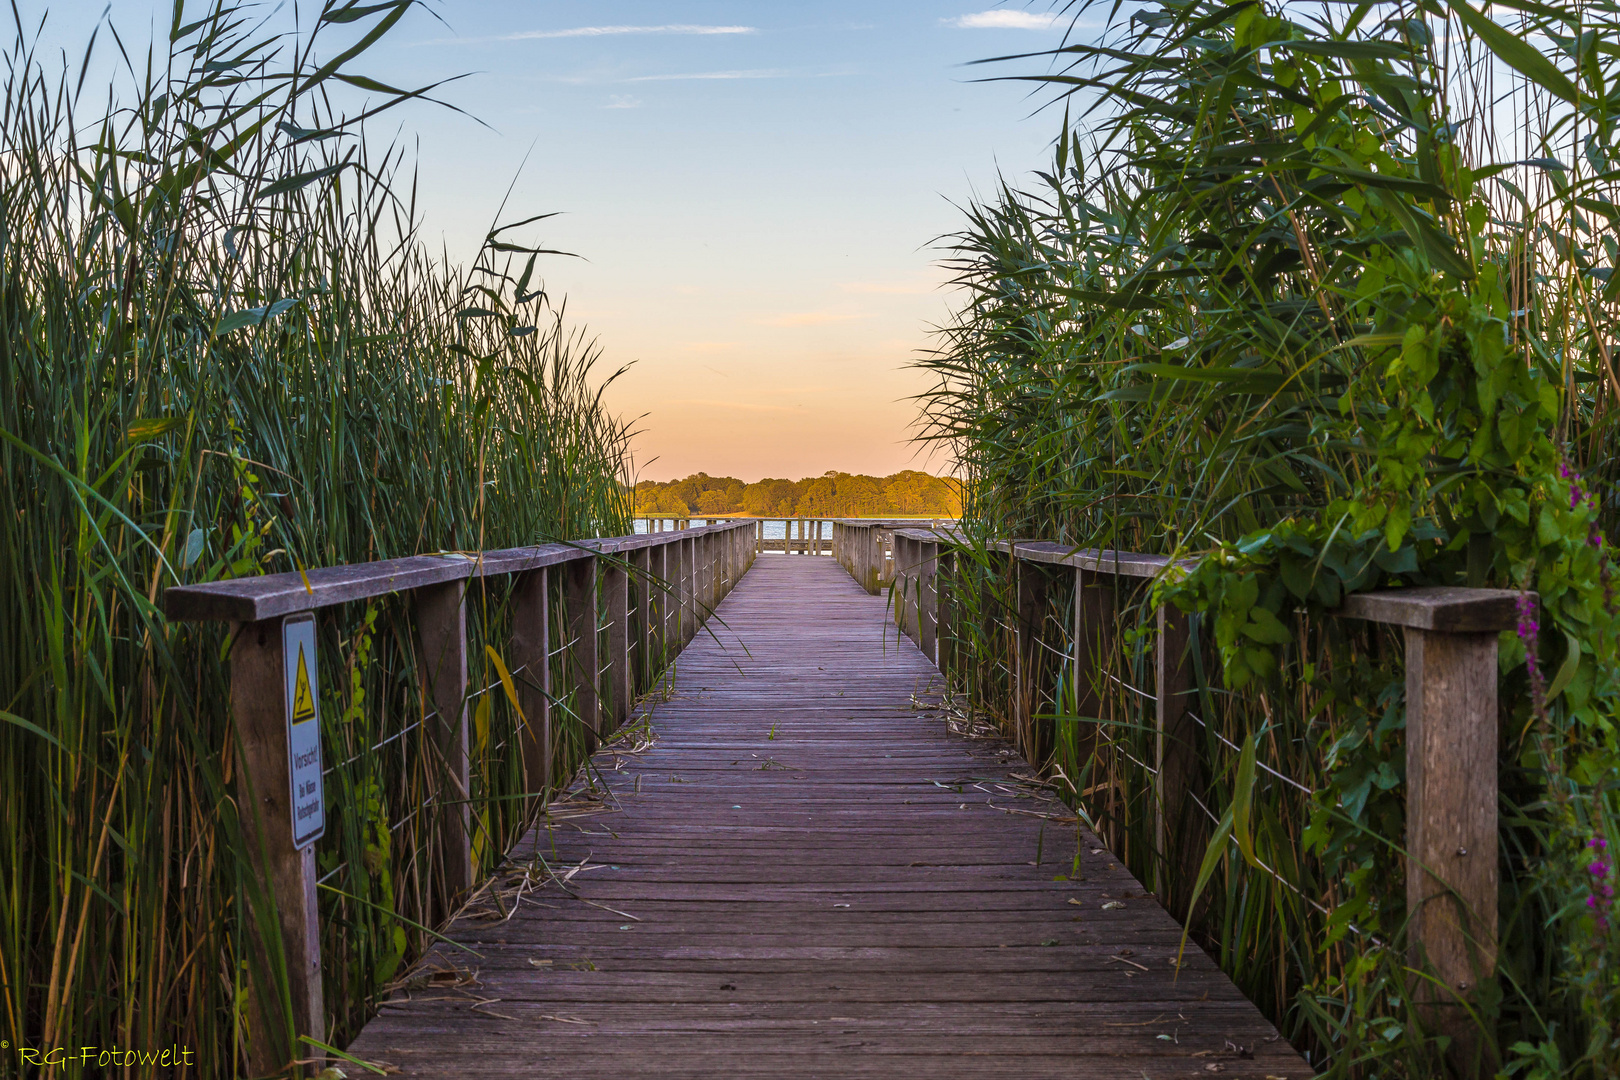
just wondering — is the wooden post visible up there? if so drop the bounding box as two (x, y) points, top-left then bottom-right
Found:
(936, 549), (957, 677)
(562, 555), (600, 749)
(697, 532), (711, 613)
(603, 557), (630, 734)
(919, 540), (938, 665)
(867, 527), (882, 594)
(1071, 568), (1116, 776)
(680, 535), (697, 646)
(666, 538), (682, 655)
(231, 618), (324, 1078)
(649, 542), (669, 671)
(631, 547), (651, 695)
(707, 531), (719, 606)
(416, 580), (473, 905)
(1014, 553), (1052, 768)
(1406, 628), (1498, 1068)
(1154, 603), (1206, 922)
(510, 568), (551, 805)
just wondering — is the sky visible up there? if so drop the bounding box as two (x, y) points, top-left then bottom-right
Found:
(31, 1), (1083, 482)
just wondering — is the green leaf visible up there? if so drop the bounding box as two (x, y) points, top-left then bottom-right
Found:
(0, 709), (63, 750)
(1232, 731), (1262, 870)
(182, 528), (207, 570)
(255, 162), (350, 201)
(1243, 606), (1293, 644)
(217, 298), (301, 334)
(322, 0), (408, 23)
(125, 416), (185, 442)
(1544, 630), (1581, 703)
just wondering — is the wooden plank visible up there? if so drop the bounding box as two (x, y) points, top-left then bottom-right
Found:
(231, 618), (324, 1078)
(1072, 569), (1116, 771)
(919, 541), (938, 665)
(1341, 585), (1520, 632)
(1406, 628), (1498, 1073)
(164, 525), (751, 623)
(510, 568), (551, 805)
(348, 557), (1311, 1079)
(603, 559), (631, 734)
(1014, 558), (1051, 767)
(1153, 604), (1207, 924)
(562, 556), (600, 749)
(415, 580), (473, 905)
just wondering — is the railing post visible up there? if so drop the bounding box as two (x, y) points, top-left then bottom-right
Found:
(1071, 568), (1115, 776)
(603, 554), (630, 734)
(562, 555), (600, 749)
(665, 538), (681, 655)
(1406, 628), (1498, 1068)
(1154, 602), (1206, 922)
(511, 568), (552, 805)
(1013, 551), (1052, 768)
(416, 579), (473, 905)
(937, 548), (957, 676)
(680, 534), (698, 645)
(650, 541), (669, 670)
(231, 617), (324, 1078)
(630, 546), (651, 695)
(919, 540), (938, 665)
(706, 530), (719, 607)
(867, 527), (882, 594)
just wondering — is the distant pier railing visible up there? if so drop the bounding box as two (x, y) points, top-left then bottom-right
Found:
(636, 516), (955, 560)
(844, 525), (1523, 1070)
(163, 521), (756, 1076)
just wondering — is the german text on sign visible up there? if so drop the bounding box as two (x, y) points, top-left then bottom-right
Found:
(284, 614), (325, 847)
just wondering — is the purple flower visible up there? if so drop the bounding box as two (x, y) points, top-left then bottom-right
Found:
(1591, 861), (1611, 880)
(1518, 591), (1546, 724)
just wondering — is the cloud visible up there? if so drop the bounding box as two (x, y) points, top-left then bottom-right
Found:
(757, 311), (870, 327)
(838, 279), (936, 295)
(678, 341), (744, 353)
(663, 398), (802, 414)
(944, 11), (1063, 30)
(434, 24), (757, 45)
(627, 68), (795, 83)
(605, 94), (642, 109)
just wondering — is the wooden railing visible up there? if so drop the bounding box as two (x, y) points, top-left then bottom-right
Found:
(829, 519), (957, 592)
(639, 517), (955, 558)
(849, 526), (1521, 1066)
(164, 521), (757, 1075)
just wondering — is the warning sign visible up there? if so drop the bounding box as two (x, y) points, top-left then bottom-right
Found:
(283, 615), (325, 848)
(292, 648), (315, 722)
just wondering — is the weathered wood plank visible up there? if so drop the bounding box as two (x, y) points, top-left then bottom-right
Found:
(1340, 585), (1521, 632)
(164, 525), (751, 623)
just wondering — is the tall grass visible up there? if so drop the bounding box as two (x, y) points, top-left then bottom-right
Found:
(0, 3), (630, 1074)
(924, 0), (1620, 1074)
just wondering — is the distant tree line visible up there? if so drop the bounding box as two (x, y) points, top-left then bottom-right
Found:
(633, 471), (962, 518)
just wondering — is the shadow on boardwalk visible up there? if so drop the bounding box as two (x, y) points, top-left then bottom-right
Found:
(347, 556), (1313, 1079)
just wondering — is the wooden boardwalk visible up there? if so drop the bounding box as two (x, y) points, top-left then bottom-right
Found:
(347, 556), (1313, 1078)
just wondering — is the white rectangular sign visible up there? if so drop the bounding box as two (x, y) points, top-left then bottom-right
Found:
(283, 614), (325, 848)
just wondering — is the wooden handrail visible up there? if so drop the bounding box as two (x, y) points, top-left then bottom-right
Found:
(163, 520), (757, 1077)
(633, 517), (957, 558)
(848, 525), (1522, 1067)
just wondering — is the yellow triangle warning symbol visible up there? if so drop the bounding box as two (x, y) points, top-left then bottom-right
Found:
(291, 645), (316, 723)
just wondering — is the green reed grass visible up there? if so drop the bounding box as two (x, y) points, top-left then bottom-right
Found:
(923, 0), (1620, 1075)
(0, 3), (632, 1075)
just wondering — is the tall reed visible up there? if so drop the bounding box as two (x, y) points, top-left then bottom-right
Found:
(0, 3), (630, 1074)
(923, 0), (1620, 1074)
